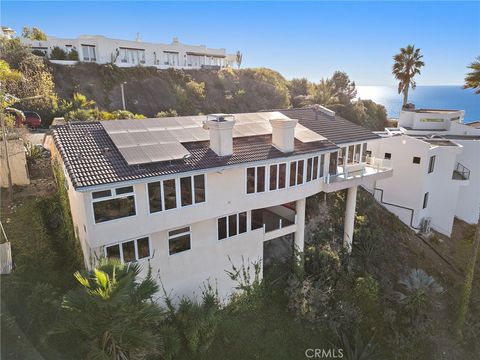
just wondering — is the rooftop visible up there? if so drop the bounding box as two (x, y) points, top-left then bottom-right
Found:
(52, 108), (379, 189)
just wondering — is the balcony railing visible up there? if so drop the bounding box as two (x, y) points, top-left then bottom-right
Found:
(325, 157), (392, 184)
(452, 162), (470, 180)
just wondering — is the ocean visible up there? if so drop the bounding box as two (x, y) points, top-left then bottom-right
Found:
(356, 86), (480, 123)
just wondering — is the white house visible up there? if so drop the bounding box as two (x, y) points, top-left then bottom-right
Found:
(365, 108), (480, 237)
(50, 106), (392, 302)
(21, 34), (236, 69)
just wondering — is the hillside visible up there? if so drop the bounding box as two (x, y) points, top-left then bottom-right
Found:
(51, 63), (291, 117)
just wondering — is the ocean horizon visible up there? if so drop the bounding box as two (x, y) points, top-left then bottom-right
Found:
(356, 85), (479, 123)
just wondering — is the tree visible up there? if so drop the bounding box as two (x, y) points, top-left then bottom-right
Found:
(235, 51), (243, 69)
(50, 46), (67, 60)
(54, 259), (163, 359)
(311, 78), (339, 106)
(331, 71), (357, 104)
(21, 26), (47, 41)
(0, 38), (58, 124)
(464, 56), (480, 94)
(392, 45), (425, 108)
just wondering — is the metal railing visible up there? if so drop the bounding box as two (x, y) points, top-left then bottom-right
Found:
(452, 162), (471, 180)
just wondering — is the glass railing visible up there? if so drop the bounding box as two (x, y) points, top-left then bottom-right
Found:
(325, 157), (392, 184)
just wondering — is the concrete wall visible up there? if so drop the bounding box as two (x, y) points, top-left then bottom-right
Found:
(368, 135), (465, 236)
(398, 110), (465, 130)
(0, 139), (29, 187)
(454, 139), (480, 224)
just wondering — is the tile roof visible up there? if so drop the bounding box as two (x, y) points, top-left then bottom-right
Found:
(278, 107), (380, 144)
(52, 121), (337, 189)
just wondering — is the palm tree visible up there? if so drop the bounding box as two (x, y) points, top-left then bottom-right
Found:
(464, 56), (480, 94)
(392, 45), (425, 108)
(53, 259), (163, 359)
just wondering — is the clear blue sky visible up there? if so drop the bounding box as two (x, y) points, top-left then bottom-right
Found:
(2, 1), (479, 85)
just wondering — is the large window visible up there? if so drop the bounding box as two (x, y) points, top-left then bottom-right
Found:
(246, 166), (266, 194)
(361, 143), (369, 162)
(119, 47), (146, 64)
(354, 144), (361, 163)
(218, 212), (247, 240)
(148, 174), (206, 213)
(329, 151), (338, 175)
(105, 237), (150, 262)
(92, 186), (136, 223)
(81, 45), (96, 62)
(164, 51), (179, 66)
(428, 155), (436, 174)
(168, 227), (191, 255)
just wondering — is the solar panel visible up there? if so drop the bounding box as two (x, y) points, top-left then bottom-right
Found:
(101, 111), (328, 165)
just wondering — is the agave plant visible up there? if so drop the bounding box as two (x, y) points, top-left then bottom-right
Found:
(397, 268), (443, 318)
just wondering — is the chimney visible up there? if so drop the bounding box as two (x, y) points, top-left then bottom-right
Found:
(204, 114), (236, 156)
(269, 118), (298, 153)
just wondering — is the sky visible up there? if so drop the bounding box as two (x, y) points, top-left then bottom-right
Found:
(1, 1), (479, 85)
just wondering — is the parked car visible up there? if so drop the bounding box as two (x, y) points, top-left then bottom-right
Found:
(5, 109), (42, 129)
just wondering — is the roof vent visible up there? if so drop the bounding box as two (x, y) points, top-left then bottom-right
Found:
(312, 104), (335, 117)
(103, 147), (111, 155)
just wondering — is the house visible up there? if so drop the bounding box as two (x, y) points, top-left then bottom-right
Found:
(50, 106), (392, 301)
(20, 34), (236, 69)
(365, 108), (480, 237)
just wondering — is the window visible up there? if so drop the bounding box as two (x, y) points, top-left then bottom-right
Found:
(246, 166), (266, 194)
(428, 155), (436, 173)
(361, 143), (369, 162)
(423, 192), (429, 209)
(384, 152), (392, 160)
(148, 175), (206, 213)
(168, 227), (191, 254)
(163, 179), (177, 210)
(251, 209), (263, 230)
(289, 161), (297, 186)
(279, 163), (287, 189)
(348, 146), (355, 164)
(119, 47), (146, 65)
(218, 212), (247, 240)
(269, 164), (278, 190)
(306, 156), (320, 182)
(338, 147), (345, 166)
(297, 160), (304, 185)
(329, 151), (338, 175)
(92, 187), (136, 223)
(105, 237), (151, 262)
(413, 157), (421, 164)
(319, 154), (325, 177)
(164, 51), (179, 66)
(354, 144), (361, 163)
(81, 45), (96, 61)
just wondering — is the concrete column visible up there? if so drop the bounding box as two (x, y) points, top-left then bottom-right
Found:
(343, 185), (358, 252)
(294, 198), (306, 253)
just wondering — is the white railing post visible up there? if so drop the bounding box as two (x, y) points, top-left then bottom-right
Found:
(279, 218), (283, 229)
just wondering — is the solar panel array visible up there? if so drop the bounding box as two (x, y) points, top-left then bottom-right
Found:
(101, 112), (326, 165)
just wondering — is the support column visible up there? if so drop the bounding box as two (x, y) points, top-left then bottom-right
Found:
(295, 198), (306, 253)
(343, 186), (358, 253)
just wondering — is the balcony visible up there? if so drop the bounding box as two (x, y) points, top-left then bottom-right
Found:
(251, 204), (297, 241)
(452, 162), (470, 181)
(323, 157), (393, 192)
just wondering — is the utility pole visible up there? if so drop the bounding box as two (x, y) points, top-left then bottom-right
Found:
(0, 110), (14, 202)
(120, 82), (127, 110)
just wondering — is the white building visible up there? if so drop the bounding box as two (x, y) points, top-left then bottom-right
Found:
(21, 34), (236, 69)
(50, 106), (392, 302)
(366, 108), (480, 237)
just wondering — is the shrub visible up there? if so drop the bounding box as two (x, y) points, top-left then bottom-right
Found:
(156, 109), (178, 118)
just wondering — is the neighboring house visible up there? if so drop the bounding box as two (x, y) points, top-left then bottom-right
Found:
(50, 106), (392, 301)
(366, 108), (480, 237)
(21, 34), (236, 69)
(0, 26), (16, 39)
